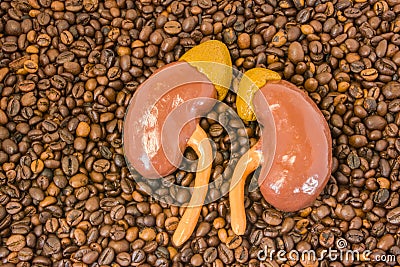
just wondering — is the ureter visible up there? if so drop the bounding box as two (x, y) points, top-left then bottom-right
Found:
(229, 139), (262, 235)
(172, 125), (213, 247)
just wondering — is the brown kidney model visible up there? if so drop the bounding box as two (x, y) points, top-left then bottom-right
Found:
(124, 40), (233, 246)
(254, 80), (332, 212)
(230, 73), (332, 235)
(123, 61), (216, 247)
(123, 61), (216, 178)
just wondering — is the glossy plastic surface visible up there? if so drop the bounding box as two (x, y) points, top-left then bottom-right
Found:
(123, 61), (216, 178)
(254, 80), (332, 212)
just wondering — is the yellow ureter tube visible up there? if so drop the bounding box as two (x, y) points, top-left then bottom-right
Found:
(172, 125), (213, 247)
(229, 139), (262, 235)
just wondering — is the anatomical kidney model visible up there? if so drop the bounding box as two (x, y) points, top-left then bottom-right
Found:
(230, 68), (332, 235)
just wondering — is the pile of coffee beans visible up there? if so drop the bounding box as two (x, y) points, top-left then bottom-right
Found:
(1, 0), (400, 266)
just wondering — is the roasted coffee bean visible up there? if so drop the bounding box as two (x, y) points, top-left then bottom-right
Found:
(180, 248), (194, 263)
(60, 30), (74, 45)
(6, 235), (26, 251)
(7, 98), (20, 117)
(82, 250), (99, 264)
(139, 228), (156, 241)
(24, 60), (38, 73)
(345, 229), (364, 243)
(182, 17), (196, 33)
(364, 115), (387, 130)
(6, 201), (22, 215)
(131, 249), (146, 264)
(0, 1), (399, 266)
(43, 236), (61, 255)
(209, 124), (224, 137)
(21, 92), (36, 106)
(18, 247), (34, 261)
(165, 216), (179, 231)
(349, 135), (368, 148)
(164, 21), (182, 35)
(218, 244), (234, 264)
(196, 222), (211, 237)
(2, 139), (18, 154)
(203, 247), (218, 263)
(347, 153), (360, 169)
(98, 247), (115, 265)
(93, 159), (110, 172)
(226, 235), (242, 249)
(383, 82), (400, 99)
(288, 42), (304, 64)
(3, 41), (18, 53)
(5, 20), (22, 36)
(374, 189), (390, 205)
(110, 205), (126, 221)
(61, 155), (79, 176)
(262, 209), (283, 226)
(69, 174), (88, 188)
(387, 207), (400, 225)
(116, 252), (131, 266)
(190, 254), (203, 266)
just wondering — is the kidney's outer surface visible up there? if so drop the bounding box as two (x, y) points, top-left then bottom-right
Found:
(123, 61), (216, 178)
(253, 80), (332, 212)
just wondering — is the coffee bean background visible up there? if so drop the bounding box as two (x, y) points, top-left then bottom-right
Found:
(1, 0), (400, 266)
